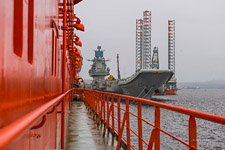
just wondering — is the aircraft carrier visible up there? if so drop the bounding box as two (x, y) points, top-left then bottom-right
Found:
(88, 46), (173, 98)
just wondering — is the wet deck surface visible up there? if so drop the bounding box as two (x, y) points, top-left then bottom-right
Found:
(66, 101), (116, 150)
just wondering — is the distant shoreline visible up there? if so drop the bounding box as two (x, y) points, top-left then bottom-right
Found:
(178, 80), (225, 89)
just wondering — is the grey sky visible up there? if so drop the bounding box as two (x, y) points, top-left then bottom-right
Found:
(75, 0), (225, 82)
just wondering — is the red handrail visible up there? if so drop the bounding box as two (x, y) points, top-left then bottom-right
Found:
(78, 89), (225, 150)
(0, 90), (71, 150)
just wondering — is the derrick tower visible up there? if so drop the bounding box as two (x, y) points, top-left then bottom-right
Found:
(167, 20), (177, 91)
(135, 19), (143, 72)
(142, 11), (151, 69)
(168, 20), (175, 75)
(135, 11), (151, 72)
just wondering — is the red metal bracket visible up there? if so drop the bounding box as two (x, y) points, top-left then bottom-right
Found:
(31, 116), (46, 130)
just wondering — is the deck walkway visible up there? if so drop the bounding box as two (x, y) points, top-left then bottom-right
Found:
(66, 101), (116, 150)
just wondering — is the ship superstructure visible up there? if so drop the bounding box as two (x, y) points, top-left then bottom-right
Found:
(89, 46), (110, 90)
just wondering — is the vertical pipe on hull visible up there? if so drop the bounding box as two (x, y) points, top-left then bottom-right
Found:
(61, 0), (67, 149)
(62, 0), (67, 92)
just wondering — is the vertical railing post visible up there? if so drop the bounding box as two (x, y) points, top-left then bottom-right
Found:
(95, 93), (97, 113)
(137, 101), (143, 150)
(70, 90), (73, 109)
(61, 0), (67, 148)
(155, 106), (160, 150)
(98, 93), (100, 117)
(106, 95), (109, 129)
(61, 99), (65, 149)
(189, 116), (197, 150)
(126, 98), (130, 149)
(94, 93), (97, 120)
(95, 93), (98, 114)
(112, 95), (115, 133)
(103, 95), (106, 122)
(100, 93), (103, 122)
(68, 90), (70, 108)
(118, 96), (121, 132)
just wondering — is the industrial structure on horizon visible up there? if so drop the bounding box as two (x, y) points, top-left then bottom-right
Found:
(135, 11), (177, 94)
(151, 47), (159, 69)
(165, 20), (177, 94)
(135, 10), (151, 72)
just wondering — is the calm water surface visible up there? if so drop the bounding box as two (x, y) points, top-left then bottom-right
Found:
(126, 89), (225, 149)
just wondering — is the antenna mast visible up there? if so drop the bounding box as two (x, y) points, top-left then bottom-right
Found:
(117, 54), (121, 79)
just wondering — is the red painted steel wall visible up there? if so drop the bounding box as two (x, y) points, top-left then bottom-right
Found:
(0, 0), (72, 149)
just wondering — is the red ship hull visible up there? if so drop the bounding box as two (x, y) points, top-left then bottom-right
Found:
(164, 89), (177, 95)
(0, 0), (83, 149)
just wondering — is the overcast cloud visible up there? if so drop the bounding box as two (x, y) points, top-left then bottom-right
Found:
(75, 0), (225, 82)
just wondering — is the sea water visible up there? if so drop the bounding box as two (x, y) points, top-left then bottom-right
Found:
(135, 89), (225, 149)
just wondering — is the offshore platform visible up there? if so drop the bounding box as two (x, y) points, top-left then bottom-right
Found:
(165, 20), (177, 94)
(135, 11), (177, 95)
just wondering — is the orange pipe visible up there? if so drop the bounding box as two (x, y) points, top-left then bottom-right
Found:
(117, 97), (121, 131)
(126, 98), (131, 149)
(100, 94), (103, 123)
(111, 95), (115, 133)
(106, 95), (109, 129)
(154, 107), (160, 150)
(189, 116), (197, 149)
(137, 101), (143, 150)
